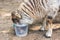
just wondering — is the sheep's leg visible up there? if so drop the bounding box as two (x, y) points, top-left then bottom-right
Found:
(45, 16), (53, 38)
(40, 18), (46, 31)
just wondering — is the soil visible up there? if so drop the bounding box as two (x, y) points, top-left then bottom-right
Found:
(0, 0), (60, 40)
(0, 16), (60, 40)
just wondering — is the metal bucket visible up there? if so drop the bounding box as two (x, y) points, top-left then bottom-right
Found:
(14, 24), (28, 37)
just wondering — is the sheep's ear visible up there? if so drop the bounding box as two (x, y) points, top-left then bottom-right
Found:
(16, 10), (22, 19)
(15, 12), (21, 19)
(11, 10), (22, 19)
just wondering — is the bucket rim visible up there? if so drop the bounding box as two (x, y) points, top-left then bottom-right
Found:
(15, 24), (28, 27)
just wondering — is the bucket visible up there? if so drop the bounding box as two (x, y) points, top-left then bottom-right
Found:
(14, 24), (28, 37)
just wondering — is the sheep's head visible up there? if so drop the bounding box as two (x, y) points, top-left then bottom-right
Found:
(11, 11), (21, 24)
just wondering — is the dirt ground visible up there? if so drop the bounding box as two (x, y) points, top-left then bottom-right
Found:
(0, 0), (60, 40)
(0, 16), (60, 40)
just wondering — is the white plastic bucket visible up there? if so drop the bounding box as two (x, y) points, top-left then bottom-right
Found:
(14, 24), (28, 37)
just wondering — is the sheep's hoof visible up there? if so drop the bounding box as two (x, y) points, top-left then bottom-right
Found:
(39, 30), (44, 32)
(44, 34), (51, 38)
